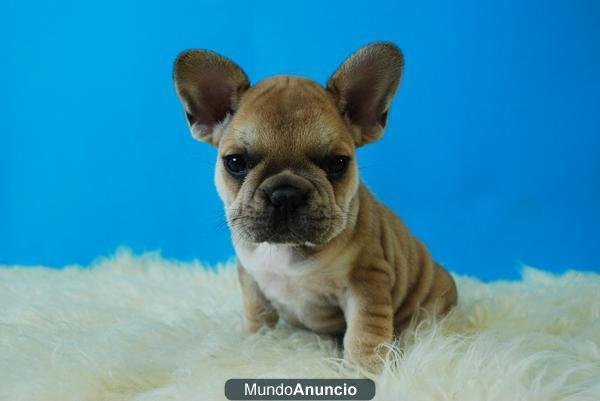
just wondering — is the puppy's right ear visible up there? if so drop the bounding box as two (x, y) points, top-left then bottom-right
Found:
(173, 50), (250, 146)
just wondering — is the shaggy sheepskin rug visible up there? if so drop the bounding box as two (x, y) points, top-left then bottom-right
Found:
(1, 249), (599, 401)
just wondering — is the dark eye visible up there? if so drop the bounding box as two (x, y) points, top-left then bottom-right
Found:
(326, 156), (351, 178)
(223, 154), (248, 177)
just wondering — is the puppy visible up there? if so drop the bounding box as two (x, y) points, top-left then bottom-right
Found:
(173, 42), (457, 372)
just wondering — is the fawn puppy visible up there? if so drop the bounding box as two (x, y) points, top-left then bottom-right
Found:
(173, 42), (457, 371)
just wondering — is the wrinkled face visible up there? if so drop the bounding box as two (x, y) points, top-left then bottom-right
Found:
(216, 77), (359, 245)
(174, 42), (404, 246)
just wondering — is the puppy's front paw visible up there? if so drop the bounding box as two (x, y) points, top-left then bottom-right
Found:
(244, 312), (278, 334)
(344, 340), (388, 374)
(244, 320), (263, 334)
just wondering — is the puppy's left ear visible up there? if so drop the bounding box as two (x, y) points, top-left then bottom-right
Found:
(326, 42), (404, 146)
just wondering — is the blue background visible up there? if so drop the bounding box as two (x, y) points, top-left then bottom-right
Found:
(1, 0), (599, 280)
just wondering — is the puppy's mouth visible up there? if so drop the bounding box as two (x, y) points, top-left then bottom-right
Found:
(228, 209), (334, 245)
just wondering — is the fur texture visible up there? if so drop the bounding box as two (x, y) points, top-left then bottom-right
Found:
(173, 43), (457, 371)
(1, 250), (599, 401)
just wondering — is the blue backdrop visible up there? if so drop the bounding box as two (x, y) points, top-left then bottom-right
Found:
(1, 0), (599, 280)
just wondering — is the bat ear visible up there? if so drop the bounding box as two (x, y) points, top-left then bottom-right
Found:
(173, 50), (249, 146)
(327, 42), (404, 146)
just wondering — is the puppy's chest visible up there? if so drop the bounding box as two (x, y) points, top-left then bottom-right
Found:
(236, 244), (347, 334)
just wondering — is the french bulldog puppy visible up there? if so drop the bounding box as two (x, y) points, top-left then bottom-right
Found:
(173, 42), (457, 372)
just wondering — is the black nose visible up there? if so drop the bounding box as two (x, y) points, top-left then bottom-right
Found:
(268, 185), (307, 211)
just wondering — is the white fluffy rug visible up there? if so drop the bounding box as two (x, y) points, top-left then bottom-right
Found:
(1, 250), (599, 401)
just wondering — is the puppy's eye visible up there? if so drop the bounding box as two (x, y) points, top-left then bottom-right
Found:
(223, 154), (248, 177)
(326, 156), (351, 179)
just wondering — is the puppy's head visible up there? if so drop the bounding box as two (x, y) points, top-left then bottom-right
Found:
(174, 43), (403, 245)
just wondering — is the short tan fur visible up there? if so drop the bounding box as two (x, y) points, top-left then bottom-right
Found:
(174, 42), (457, 372)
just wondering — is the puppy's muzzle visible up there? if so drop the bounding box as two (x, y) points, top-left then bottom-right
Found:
(234, 172), (332, 244)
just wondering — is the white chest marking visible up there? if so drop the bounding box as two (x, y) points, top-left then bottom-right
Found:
(235, 242), (349, 330)
(236, 243), (316, 305)
(236, 243), (312, 274)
